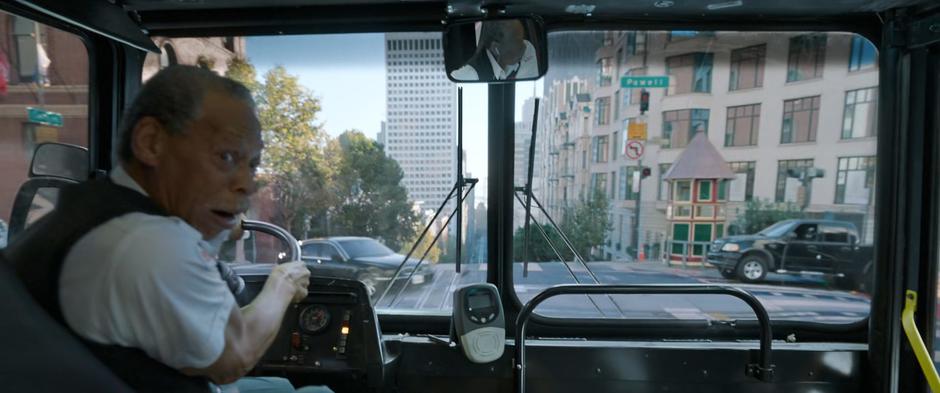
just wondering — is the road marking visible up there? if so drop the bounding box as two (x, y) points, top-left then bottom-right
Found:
(414, 268), (448, 309)
(437, 271), (462, 310)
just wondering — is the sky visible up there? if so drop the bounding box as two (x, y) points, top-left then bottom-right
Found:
(246, 34), (544, 205)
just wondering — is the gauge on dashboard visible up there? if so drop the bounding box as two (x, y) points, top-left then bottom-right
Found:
(298, 304), (331, 334)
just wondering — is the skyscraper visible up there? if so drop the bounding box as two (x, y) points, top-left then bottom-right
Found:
(384, 32), (458, 213)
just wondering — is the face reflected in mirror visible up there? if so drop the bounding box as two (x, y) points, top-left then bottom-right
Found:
(485, 20), (527, 67)
(445, 18), (546, 82)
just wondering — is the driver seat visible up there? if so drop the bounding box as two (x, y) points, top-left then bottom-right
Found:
(0, 258), (131, 392)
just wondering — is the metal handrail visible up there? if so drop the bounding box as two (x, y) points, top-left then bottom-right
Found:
(901, 290), (940, 392)
(514, 284), (775, 393)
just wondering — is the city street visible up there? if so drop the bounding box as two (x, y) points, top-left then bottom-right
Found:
(375, 261), (871, 325)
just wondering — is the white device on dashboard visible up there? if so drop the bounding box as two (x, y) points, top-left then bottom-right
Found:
(452, 283), (505, 363)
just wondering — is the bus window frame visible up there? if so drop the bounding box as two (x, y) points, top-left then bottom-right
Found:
(0, 3), (102, 174)
(1, 2), (907, 344)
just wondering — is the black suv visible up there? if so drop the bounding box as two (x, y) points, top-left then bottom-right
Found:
(300, 236), (435, 297)
(706, 219), (873, 289)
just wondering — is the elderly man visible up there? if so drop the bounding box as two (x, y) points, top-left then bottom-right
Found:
(6, 66), (324, 392)
(450, 19), (539, 81)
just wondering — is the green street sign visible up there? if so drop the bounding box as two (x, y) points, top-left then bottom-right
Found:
(620, 76), (670, 89)
(27, 107), (63, 127)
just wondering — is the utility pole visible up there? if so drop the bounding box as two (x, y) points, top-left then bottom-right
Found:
(630, 90), (650, 262)
(632, 159), (642, 261)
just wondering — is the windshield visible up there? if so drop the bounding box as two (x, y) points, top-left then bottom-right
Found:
(150, 33), (490, 312)
(758, 221), (795, 237)
(513, 30), (877, 325)
(338, 239), (396, 258)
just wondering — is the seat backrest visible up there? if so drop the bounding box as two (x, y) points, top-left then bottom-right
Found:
(8, 176), (78, 240)
(0, 259), (131, 392)
(7, 142), (88, 241)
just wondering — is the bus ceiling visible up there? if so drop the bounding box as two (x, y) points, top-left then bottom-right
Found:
(8, 0), (936, 43)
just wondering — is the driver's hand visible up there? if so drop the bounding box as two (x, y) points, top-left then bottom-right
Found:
(270, 261), (310, 303)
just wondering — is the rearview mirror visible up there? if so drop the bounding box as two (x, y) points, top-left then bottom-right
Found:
(444, 18), (547, 83)
(30, 142), (88, 182)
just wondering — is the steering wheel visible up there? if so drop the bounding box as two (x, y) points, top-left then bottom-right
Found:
(240, 219), (302, 263)
(218, 219), (302, 297)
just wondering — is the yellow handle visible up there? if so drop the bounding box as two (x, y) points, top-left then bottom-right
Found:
(901, 290), (940, 393)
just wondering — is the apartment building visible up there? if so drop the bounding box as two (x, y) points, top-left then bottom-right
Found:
(540, 30), (879, 261)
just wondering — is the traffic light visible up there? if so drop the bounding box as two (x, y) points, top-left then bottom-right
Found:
(639, 90), (650, 113)
(641, 166), (651, 179)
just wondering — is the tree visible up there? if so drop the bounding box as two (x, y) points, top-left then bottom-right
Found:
(512, 223), (572, 262)
(225, 57), (260, 91)
(328, 130), (419, 250)
(399, 227), (441, 263)
(226, 62), (335, 237)
(561, 188), (612, 261)
(730, 198), (804, 235)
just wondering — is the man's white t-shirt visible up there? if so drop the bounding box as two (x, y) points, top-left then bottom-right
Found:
(59, 166), (235, 369)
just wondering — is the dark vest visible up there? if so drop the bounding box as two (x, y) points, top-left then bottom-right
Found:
(4, 178), (213, 393)
(465, 50), (518, 81)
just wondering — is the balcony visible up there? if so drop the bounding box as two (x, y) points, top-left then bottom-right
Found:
(549, 148), (560, 156)
(562, 141), (576, 150)
(598, 75), (613, 87)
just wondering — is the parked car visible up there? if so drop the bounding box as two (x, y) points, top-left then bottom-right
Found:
(706, 219), (873, 290)
(300, 236), (435, 297)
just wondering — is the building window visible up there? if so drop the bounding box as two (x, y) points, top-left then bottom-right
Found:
(672, 223), (690, 254)
(592, 135), (610, 163)
(658, 163), (672, 201)
(595, 97), (611, 125)
(697, 180), (713, 201)
(612, 131), (620, 161)
(692, 223), (712, 255)
(610, 170), (617, 197)
(597, 57), (613, 87)
(728, 161), (756, 201)
(836, 156), (876, 205)
(724, 103), (761, 147)
(613, 90), (621, 121)
(619, 166), (640, 200)
(717, 179), (728, 201)
(781, 96), (820, 144)
(666, 53), (713, 95)
(662, 109), (709, 149)
(775, 159), (814, 203)
(625, 31), (647, 55)
(729, 44), (765, 91)
(591, 173), (609, 197)
(848, 36), (877, 72)
(674, 180), (692, 202)
(842, 87), (878, 139)
(787, 34), (827, 82)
